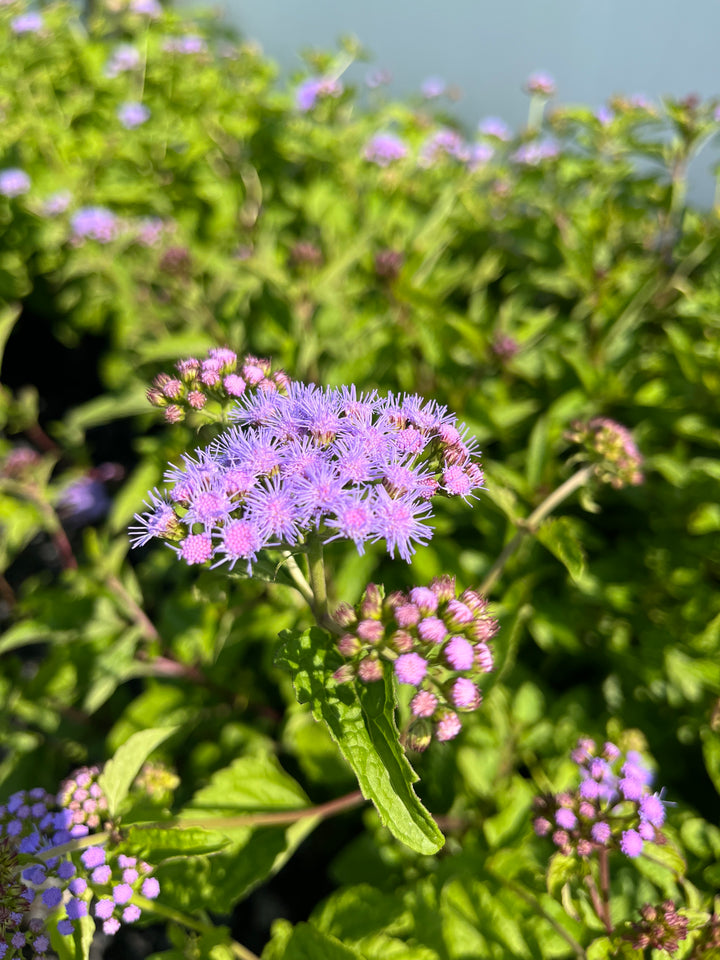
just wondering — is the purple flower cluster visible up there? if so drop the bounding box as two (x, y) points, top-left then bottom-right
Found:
(625, 901), (689, 953)
(295, 76), (343, 112)
(42, 190), (71, 216)
(57, 766), (108, 831)
(566, 417), (644, 489)
(478, 116), (512, 141)
(333, 577), (497, 748)
(525, 71), (556, 97)
(512, 139), (560, 165)
(162, 34), (207, 54)
(117, 101), (150, 129)
(420, 76), (446, 99)
(363, 133), (408, 167)
(130, 0), (162, 16)
(419, 128), (470, 167)
(0, 169), (30, 198)
(105, 44), (141, 77)
(70, 206), (118, 243)
(145, 349), (289, 423)
(10, 11), (42, 33)
(533, 738), (668, 860)
(78, 847), (159, 936)
(132, 364), (484, 568)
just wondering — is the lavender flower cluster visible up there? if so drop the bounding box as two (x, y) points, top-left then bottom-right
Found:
(333, 577), (497, 747)
(566, 417), (644, 489)
(625, 900), (689, 953)
(295, 76), (343, 112)
(132, 359), (484, 569)
(533, 738), (667, 859)
(0, 771), (160, 957)
(145, 349), (290, 423)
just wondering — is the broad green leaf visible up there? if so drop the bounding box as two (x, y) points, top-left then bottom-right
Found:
(276, 922), (365, 960)
(535, 516), (586, 580)
(546, 851), (579, 898)
(99, 726), (179, 816)
(276, 627), (444, 855)
(701, 728), (720, 797)
(124, 825), (231, 860)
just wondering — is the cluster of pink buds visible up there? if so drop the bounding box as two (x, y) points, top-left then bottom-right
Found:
(333, 576), (498, 749)
(624, 901), (689, 953)
(146, 349), (291, 423)
(533, 738), (667, 859)
(57, 765), (108, 831)
(566, 417), (644, 488)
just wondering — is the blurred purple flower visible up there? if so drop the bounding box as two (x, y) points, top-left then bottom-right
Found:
(58, 477), (110, 527)
(130, 0), (162, 15)
(512, 138), (559, 165)
(43, 190), (72, 216)
(11, 11), (43, 33)
(467, 142), (494, 171)
(478, 116), (511, 140)
(295, 76), (343, 112)
(117, 101), (150, 129)
(421, 76), (446, 99)
(365, 68), (392, 89)
(419, 128), (469, 166)
(596, 105), (614, 126)
(363, 133), (407, 166)
(0, 168), (30, 197)
(105, 44), (140, 77)
(163, 35), (207, 54)
(71, 206), (118, 243)
(134, 217), (166, 246)
(525, 71), (556, 96)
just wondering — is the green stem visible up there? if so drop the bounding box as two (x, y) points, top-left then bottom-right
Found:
(278, 550), (315, 607)
(36, 831), (110, 860)
(0, 478), (77, 570)
(486, 867), (586, 958)
(132, 895), (261, 960)
(306, 536), (329, 624)
(480, 464), (594, 595)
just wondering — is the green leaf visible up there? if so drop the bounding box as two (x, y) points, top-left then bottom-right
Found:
(124, 825), (231, 860)
(546, 851), (579, 898)
(48, 911), (95, 960)
(275, 923), (366, 960)
(276, 627), (444, 855)
(535, 516), (586, 580)
(99, 726), (179, 816)
(701, 728), (720, 796)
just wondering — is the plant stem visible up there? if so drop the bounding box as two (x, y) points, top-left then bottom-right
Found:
(597, 846), (612, 932)
(306, 536), (329, 624)
(486, 867), (586, 958)
(148, 789), (365, 831)
(0, 479), (77, 570)
(480, 464), (594, 595)
(278, 550), (315, 607)
(105, 572), (159, 641)
(132, 895), (261, 960)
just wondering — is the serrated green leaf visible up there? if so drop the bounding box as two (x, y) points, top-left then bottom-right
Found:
(276, 627), (443, 855)
(99, 726), (179, 816)
(535, 516), (586, 580)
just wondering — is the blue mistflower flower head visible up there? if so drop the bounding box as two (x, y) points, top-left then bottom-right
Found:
(131, 365), (485, 573)
(363, 133), (408, 167)
(0, 168), (30, 198)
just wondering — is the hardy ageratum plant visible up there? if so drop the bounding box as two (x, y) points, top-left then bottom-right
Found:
(132, 349), (487, 853)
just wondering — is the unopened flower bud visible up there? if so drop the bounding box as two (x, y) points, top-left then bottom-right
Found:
(337, 634), (361, 657)
(405, 720), (432, 753)
(333, 664), (355, 684)
(357, 658), (383, 682)
(360, 583), (383, 619)
(333, 603), (357, 628)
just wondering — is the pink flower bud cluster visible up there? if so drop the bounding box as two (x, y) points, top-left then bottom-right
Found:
(57, 765), (108, 831)
(146, 349), (291, 423)
(625, 900), (689, 953)
(78, 847), (159, 936)
(333, 576), (498, 749)
(566, 417), (644, 488)
(533, 738), (667, 860)
(0, 447), (42, 480)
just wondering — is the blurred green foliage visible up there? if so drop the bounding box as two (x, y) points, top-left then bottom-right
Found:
(1, 0), (720, 956)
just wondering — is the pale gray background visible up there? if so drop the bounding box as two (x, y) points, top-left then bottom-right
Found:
(202, 0), (720, 203)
